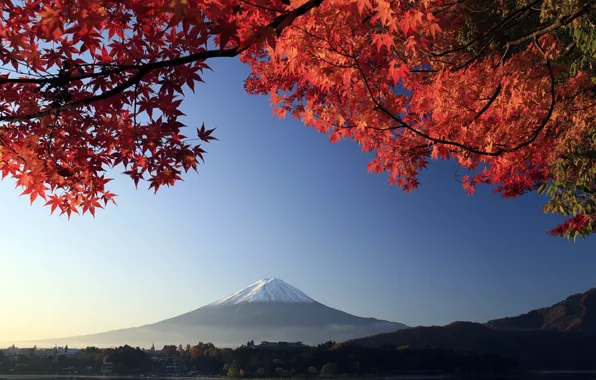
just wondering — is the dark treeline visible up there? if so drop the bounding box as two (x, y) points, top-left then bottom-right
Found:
(0, 341), (518, 377)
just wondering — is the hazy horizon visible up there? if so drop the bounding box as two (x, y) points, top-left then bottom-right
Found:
(2, 58), (595, 345)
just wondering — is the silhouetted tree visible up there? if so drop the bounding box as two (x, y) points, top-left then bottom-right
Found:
(320, 363), (337, 376)
(161, 345), (178, 358)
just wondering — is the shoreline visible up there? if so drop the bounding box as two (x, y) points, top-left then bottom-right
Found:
(0, 374), (459, 380)
(0, 376), (451, 380)
(3, 371), (596, 380)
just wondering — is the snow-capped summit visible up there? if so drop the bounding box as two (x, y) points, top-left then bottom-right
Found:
(212, 278), (316, 306)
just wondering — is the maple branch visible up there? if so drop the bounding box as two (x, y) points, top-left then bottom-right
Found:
(430, 0), (542, 57)
(432, 0), (466, 16)
(453, 24), (504, 70)
(133, 83), (140, 151)
(306, 50), (355, 68)
(0, 2), (322, 87)
(473, 85), (501, 120)
(0, 64), (138, 85)
(512, 3), (595, 46)
(0, 74), (45, 83)
(581, 151), (596, 160)
(238, 0), (288, 13)
(0, 0), (325, 123)
(354, 48), (555, 157)
(500, 2), (596, 63)
(292, 24), (353, 61)
(570, 102), (596, 112)
(0, 133), (27, 164)
(44, 118), (65, 171)
(563, 150), (596, 160)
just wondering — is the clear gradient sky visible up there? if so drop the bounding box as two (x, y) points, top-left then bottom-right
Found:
(1, 58), (595, 346)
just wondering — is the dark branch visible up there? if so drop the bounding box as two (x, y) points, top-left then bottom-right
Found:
(564, 150), (596, 160)
(430, 0), (542, 58)
(432, 0), (466, 16)
(501, 2), (596, 63)
(474, 85), (501, 120)
(0, 0), (324, 123)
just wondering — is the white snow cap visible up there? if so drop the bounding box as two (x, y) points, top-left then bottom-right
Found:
(213, 278), (315, 305)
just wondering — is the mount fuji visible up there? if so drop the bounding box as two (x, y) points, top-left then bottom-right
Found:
(31, 278), (407, 348)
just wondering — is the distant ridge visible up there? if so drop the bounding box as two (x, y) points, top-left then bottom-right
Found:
(485, 288), (596, 332)
(347, 288), (596, 370)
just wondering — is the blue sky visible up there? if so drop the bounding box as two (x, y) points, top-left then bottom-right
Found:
(1, 58), (595, 344)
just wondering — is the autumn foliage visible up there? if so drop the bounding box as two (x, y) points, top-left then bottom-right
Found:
(0, 0), (594, 237)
